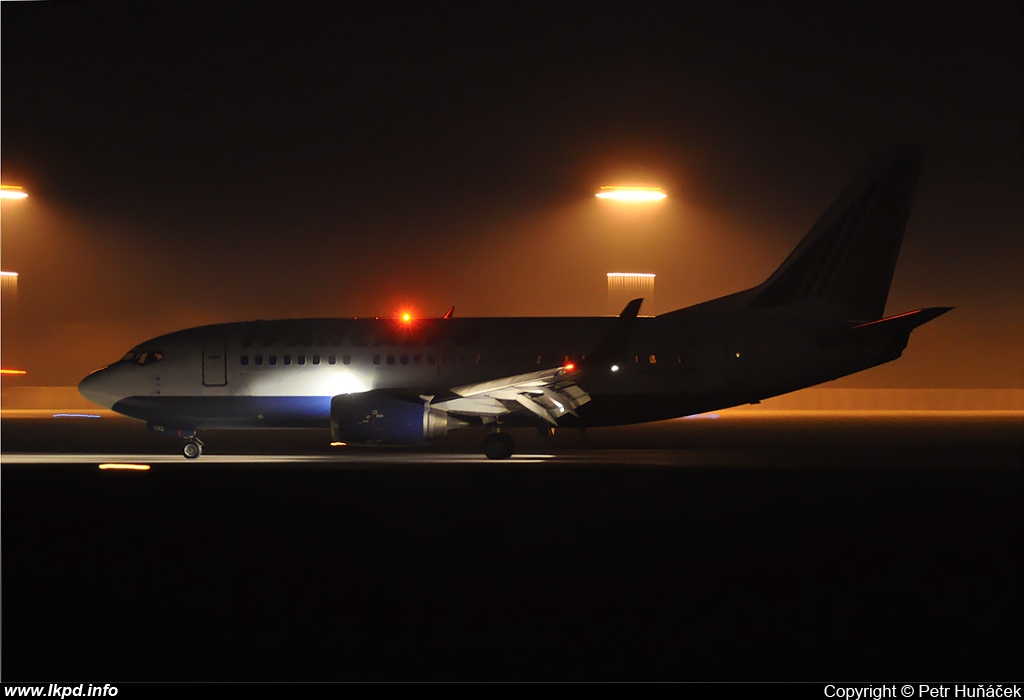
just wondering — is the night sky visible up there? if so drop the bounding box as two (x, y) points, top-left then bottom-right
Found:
(2, 1), (1021, 388)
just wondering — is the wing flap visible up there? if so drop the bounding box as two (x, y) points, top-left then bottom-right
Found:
(433, 365), (591, 424)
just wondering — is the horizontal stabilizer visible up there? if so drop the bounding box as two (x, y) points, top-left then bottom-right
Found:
(851, 306), (954, 333)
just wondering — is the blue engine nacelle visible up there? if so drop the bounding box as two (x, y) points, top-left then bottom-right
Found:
(330, 392), (466, 445)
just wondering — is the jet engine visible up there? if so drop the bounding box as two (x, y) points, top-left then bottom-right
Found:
(330, 392), (467, 445)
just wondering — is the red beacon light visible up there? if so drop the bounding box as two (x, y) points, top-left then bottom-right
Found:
(563, 362), (576, 373)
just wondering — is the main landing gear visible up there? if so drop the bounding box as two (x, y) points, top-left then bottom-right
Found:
(482, 431), (515, 460)
(182, 437), (204, 459)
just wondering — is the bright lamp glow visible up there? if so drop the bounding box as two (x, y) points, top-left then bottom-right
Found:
(0, 185), (28, 200)
(595, 186), (666, 202)
(1, 368), (27, 375)
(99, 463), (151, 471)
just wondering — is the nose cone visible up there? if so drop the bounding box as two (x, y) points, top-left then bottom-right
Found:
(78, 369), (118, 409)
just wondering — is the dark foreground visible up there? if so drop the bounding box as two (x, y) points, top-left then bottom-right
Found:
(2, 413), (1021, 681)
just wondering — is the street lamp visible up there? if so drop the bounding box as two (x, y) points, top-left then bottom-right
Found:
(1, 185), (29, 294)
(0, 184), (28, 200)
(595, 186), (667, 202)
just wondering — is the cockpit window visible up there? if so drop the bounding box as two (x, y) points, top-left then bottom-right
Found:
(120, 351), (164, 366)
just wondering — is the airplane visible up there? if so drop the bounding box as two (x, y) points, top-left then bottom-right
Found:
(79, 145), (951, 460)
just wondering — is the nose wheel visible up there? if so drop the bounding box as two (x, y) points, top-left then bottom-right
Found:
(182, 438), (203, 459)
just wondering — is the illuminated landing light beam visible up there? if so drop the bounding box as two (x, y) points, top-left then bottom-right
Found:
(1, 368), (27, 375)
(1, 185), (28, 200)
(99, 463), (151, 471)
(595, 186), (667, 202)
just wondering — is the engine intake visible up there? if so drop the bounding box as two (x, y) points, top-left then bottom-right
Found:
(330, 392), (466, 445)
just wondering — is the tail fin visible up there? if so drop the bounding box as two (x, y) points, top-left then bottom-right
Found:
(750, 145), (926, 320)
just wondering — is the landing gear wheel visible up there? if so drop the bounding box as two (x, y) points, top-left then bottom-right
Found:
(483, 432), (515, 460)
(183, 440), (203, 459)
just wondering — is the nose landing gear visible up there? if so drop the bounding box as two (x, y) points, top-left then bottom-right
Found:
(149, 424), (206, 459)
(182, 438), (204, 459)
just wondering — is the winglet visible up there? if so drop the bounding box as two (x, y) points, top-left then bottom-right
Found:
(583, 298), (643, 369)
(442, 306), (454, 320)
(617, 298), (643, 320)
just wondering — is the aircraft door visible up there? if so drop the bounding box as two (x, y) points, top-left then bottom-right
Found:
(202, 340), (228, 386)
(436, 347), (455, 378)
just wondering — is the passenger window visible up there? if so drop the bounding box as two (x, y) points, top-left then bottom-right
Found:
(373, 355), (381, 365)
(342, 355), (351, 365)
(241, 355), (249, 366)
(328, 355), (336, 365)
(136, 352), (148, 365)
(269, 355), (278, 366)
(400, 355), (408, 365)
(283, 355), (292, 365)
(427, 354), (436, 365)
(120, 352), (136, 363)
(536, 355), (542, 365)
(312, 355), (320, 365)
(413, 354), (421, 364)
(386, 355), (395, 365)
(649, 354), (657, 364)
(255, 355), (264, 366)
(298, 355), (306, 365)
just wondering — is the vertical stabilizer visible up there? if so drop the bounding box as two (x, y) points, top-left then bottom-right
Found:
(750, 145), (926, 320)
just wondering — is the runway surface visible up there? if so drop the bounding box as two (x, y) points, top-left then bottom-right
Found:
(2, 412), (1021, 681)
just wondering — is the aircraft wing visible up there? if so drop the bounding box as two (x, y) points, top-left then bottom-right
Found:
(431, 365), (590, 426)
(428, 299), (643, 425)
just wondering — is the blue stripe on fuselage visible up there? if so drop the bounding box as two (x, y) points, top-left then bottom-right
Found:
(111, 396), (332, 429)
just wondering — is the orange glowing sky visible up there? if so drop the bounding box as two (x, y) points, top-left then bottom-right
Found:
(1, 3), (1021, 389)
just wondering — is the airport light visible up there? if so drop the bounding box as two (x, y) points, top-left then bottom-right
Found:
(1, 368), (27, 375)
(98, 463), (151, 471)
(0, 185), (28, 200)
(595, 186), (666, 202)
(1, 271), (17, 300)
(607, 272), (655, 315)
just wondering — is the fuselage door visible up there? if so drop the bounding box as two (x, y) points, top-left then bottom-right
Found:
(202, 341), (228, 386)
